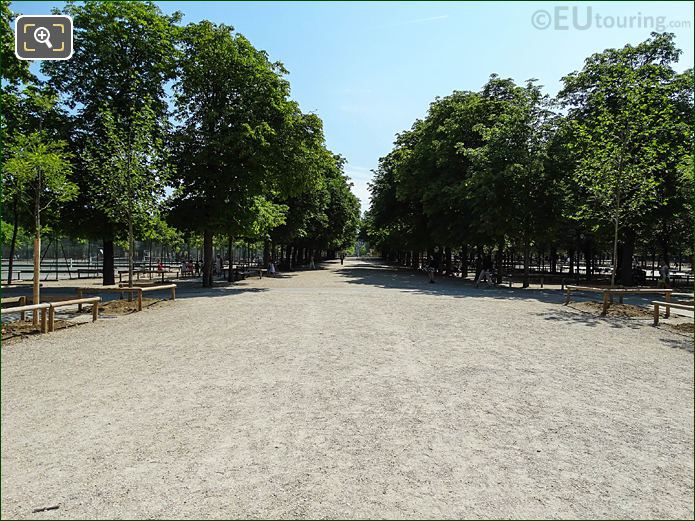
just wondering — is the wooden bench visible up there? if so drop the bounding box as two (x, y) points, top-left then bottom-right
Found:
(77, 268), (103, 279)
(48, 297), (101, 332)
(239, 268), (267, 279)
(652, 301), (694, 326)
(77, 284), (176, 312)
(119, 269), (179, 283)
(565, 286), (674, 315)
(2, 302), (50, 332)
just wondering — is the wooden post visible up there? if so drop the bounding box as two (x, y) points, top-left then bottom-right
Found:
(19, 296), (26, 321)
(77, 288), (83, 312)
(40, 307), (47, 333)
(665, 291), (671, 318)
(137, 290), (142, 311)
(92, 301), (99, 322)
(601, 291), (610, 316)
(171, 287), (176, 301)
(48, 306), (55, 333)
(564, 288), (571, 305)
(653, 303), (660, 326)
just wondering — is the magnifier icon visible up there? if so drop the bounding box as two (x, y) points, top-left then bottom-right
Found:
(33, 26), (52, 49)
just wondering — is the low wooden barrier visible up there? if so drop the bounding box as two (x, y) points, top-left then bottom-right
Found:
(77, 284), (176, 312)
(565, 286), (674, 315)
(2, 302), (50, 332)
(1, 296), (27, 321)
(48, 297), (101, 332)
(652, 301), (694, 326)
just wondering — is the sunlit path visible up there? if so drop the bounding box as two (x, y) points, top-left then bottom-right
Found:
(2, 259), (692, 519)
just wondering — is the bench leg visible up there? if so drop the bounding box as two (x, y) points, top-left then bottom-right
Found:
(602, 292), (610, 316)
(48, 307), (55, 333)
(653, 304), (660, 326)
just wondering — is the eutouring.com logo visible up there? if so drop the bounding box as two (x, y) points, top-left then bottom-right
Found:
(531, 6), (691, 31)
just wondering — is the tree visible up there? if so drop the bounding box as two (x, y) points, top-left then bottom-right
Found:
(3, 132), (77, 322)
(559, 32), (692, 286)
(170, 21), (319, 286)
(83, 101), (170, 286)
(42, 0), (180, 285)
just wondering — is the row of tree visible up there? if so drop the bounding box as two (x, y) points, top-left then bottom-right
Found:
(2, 0), (361, 307)
(363, 33), (693, 287)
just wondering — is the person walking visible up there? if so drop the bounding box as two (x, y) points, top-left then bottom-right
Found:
(339, 251), (346, 265)
(475, 255), (493, 288)
(426, 255), (435, 283)
(659, 262), (671, 288)
(216, 255), (223, 278)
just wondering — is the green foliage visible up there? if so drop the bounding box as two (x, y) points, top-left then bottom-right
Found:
(367, 33), (692, 282)
(83, 101), (169, 235)
(4, 131), (78, 221)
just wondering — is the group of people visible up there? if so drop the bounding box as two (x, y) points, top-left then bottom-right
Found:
(179, 259), (202, 277)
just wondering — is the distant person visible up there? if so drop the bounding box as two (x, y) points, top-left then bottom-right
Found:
(476, 256), (493, 287)
(156, 259), (164, 272)
(268, 258), (276, 277)
(310, 255), (316, 270)
(340, 251), (346, 265)
(426, 255), (435, 283)
(659, 262), (670, 288)
(194, 260), (201, 276)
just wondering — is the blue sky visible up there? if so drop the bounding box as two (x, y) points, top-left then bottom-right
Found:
(13, 1), (695, 211)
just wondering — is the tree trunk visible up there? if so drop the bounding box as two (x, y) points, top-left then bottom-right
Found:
(550, 245), (557, 274)
(522, 239), (530, 288)
(202, 229), (213, 287)
(610, 218), (619, 287)
(227, 235), (234, 282)
(127, 215), (134, 287)
(103, 239), (115, 285)
(6, 200), (19, 285)
(496, 240), (504, 284)
(619, 228), (635, 286)
(584, 241), (593, 282)
(263, 240), (270, 266)
(461, 245), (468, 278)
(32, 181), (41, 323)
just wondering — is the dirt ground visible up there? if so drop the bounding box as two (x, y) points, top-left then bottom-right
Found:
(1, 259), (692, 519)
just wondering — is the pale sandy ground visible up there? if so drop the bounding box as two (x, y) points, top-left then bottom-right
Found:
(1, 259), (692, 519)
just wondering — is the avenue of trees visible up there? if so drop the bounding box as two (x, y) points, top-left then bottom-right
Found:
(364, 33), (693, 287)
(1, 1), (360, 289)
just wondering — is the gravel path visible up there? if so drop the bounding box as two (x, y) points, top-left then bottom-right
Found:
(1, 259), (692, 519)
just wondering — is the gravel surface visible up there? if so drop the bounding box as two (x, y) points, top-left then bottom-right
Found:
(1, 259), (692, 519)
